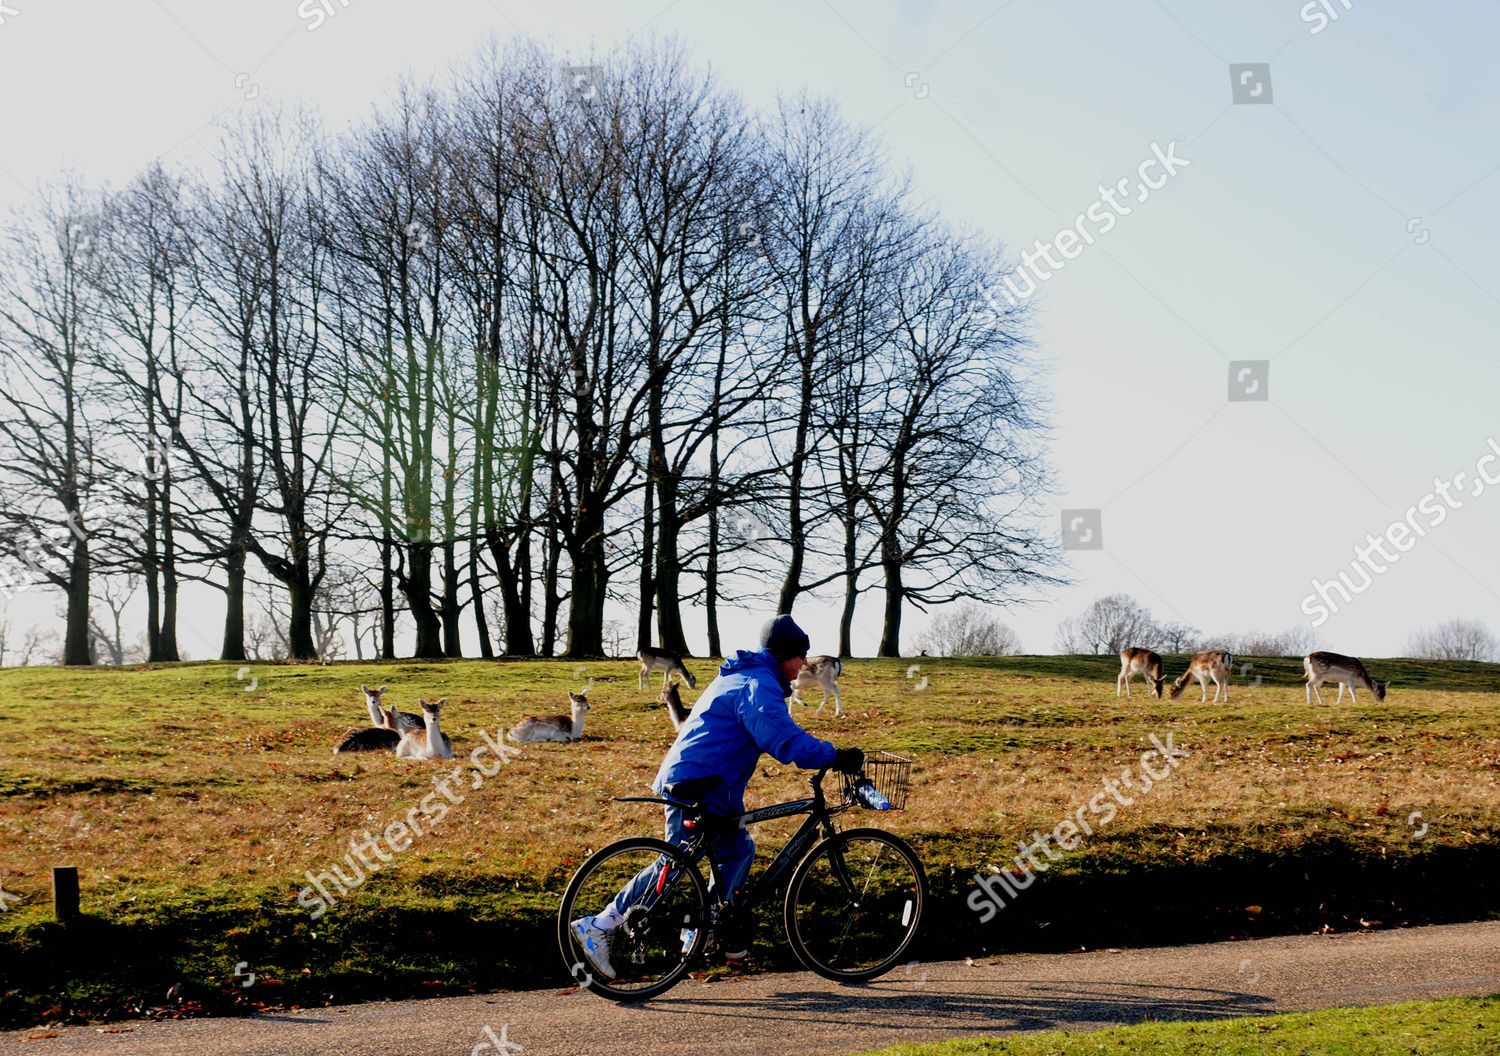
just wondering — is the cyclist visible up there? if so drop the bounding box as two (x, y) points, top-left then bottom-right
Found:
(570, 613), (864, 979)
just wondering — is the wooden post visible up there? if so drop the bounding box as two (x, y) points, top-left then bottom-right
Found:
(52, 866), (79, 924)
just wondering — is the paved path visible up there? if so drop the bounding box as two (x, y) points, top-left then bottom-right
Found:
(7, 921), (1499, 1055)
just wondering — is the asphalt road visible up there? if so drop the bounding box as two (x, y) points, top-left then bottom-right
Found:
(7, 921), (1499, 1055)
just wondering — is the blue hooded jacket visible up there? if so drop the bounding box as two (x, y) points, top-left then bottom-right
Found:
(653, 648), (837, 817)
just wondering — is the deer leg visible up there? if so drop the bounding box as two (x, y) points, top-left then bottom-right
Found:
(832, 684), (841, 717)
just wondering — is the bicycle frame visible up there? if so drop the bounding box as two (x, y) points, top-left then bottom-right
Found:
(617, 767), (853, 916)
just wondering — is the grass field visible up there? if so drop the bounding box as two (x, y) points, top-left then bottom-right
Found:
(2, 653), (1498, 1028)
(857, 994), (1500, 1055)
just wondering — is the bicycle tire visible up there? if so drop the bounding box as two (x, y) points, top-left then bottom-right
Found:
(556, 836), (710, 1001)
(783, 827), (927, 982)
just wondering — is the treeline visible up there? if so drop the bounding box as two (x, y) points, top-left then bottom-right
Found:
(0, 36), (1056, 665)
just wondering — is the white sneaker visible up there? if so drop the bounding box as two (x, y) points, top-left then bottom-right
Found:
(571, 916), (617, 980)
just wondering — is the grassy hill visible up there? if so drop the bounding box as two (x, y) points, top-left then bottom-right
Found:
(2, 653), (1497, 1027)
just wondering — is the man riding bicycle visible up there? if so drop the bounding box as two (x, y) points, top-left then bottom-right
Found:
(570, 614), (864, 979)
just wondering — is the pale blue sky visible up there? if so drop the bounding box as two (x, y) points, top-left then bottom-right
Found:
(1, 0), (1496, 659)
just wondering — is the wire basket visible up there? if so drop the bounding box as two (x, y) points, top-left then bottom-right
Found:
(843, 750), (912, 811)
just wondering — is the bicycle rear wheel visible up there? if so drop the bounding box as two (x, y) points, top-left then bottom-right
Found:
(556, 837), (710, 1001)
(784, 827), (926, 981)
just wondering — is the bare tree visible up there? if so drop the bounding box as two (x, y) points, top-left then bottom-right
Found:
(0, 182), (106, 665)
(915, 602), (1021, 656)
(1407, 618), (1498, 662)
(1055, 593), (1159, 654)
(87, 575), (144, 665)
(1155, 621), (1199, 653)
(1199, 625), (1321, 657)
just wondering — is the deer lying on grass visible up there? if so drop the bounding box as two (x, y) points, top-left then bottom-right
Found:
(361, 684), (421, 732)
(791, 655), (843, 716)
(1117, 648), (1166, 698)
(395, 698), (455, 760)
(1304, 651), (1388, 704)
(1170, 650), (1234, 702)
(507, 691), (591, 744)
(660, 681), (691, 732)
(333, 706), (402, 754)
(637, 647), (697, 691)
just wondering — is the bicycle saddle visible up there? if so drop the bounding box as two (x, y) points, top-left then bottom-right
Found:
(662, 775), (722, 804)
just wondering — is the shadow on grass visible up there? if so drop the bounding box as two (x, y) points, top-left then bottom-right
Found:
(4, 840), (1498, 1030)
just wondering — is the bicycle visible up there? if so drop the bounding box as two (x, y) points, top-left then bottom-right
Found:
(555, 750), (926, 1001)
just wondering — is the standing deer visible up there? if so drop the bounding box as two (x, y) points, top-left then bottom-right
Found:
(791, 655), (843, 716)
(395, 698), (455, 760)
(1117, 648), (1166, 698)
(1170, 651), (1234, 702)
(660, 681), (692, 732)
(1304, 651), (1388, 704)
(507, 691), (591, 744)
(637, 647), (697, 691)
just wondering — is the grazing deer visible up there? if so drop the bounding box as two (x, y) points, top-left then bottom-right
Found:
(361, 683), (422, 732)
(507, 691), (591, 744)
(660, 680), (692, 732)
(791, 655), (843, 716)
(395, 698), (455, 760)
(1170, 651), (1234, 702)
(637, 647), (697, 691)
(1117, 648), (1166, 698)
(1304, 651), (1388, 704)
(333, 705), (402, 755)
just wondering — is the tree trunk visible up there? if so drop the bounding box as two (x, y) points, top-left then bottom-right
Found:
(470, 537), (494, 659)
(637, 479), (655, 653)
(406, 542), (444, 659)
(379, 534), (395, 659)
(62, 533), (91, 666)
(541, 522), (560, 657)
(777, 350), (815, 615)
(441, 540), (463, 657)
(287, 574), (317, 660)
(565, 526), (606, 658)
(839, 503), (859, 658)
(877, 542), (903, 658)
(654, 478), (689, 655)
(158, 473), (180, 661)
(221, 540), (248, 662)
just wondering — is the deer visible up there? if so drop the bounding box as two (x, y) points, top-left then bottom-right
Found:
(361, 684), (422, 732)
(1170, 650), (1234, 702)
(333, 705), (402, 754)
(1117, 648), (1166, 698)
(507, 691), (591, 744)
(1304, 651), (1388, 704)
(637, 647), (697, 691)
(395, 698), (455, 760)
(660, 680), (692, 732)
(791, 655), (843, 716)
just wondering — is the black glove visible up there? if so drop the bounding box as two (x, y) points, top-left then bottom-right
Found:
(831, 747), (864, 774)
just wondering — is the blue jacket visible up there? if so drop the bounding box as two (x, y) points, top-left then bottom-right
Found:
(654, 649), (837, 816)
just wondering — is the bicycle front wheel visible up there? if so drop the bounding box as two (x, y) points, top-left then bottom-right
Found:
(556, 837), (710, 1001)
(784, 827), (927, 981)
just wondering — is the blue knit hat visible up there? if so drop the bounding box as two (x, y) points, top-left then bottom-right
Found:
(759, 614), (810, 662)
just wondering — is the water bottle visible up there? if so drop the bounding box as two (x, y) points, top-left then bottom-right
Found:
(854, 779), (891, 810)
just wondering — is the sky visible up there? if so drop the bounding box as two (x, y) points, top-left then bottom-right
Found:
(0, 0), (1496, 661)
